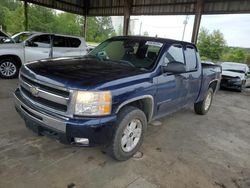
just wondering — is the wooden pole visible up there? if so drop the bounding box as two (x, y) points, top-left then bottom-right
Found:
(123, 0), (132, 35)
(83, 15), (87, 39)
(24, 1), (28, 31)
(191, 0), (204, 44)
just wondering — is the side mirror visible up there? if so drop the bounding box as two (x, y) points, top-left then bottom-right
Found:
(162, 61), (186, 73)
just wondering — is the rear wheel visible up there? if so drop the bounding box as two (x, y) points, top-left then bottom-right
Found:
(194, 88), (214, 115)
(0, 57), (19, 79)
(108, 106), (147, 161)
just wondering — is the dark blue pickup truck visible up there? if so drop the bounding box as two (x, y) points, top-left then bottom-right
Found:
(14, 36), (221, 160)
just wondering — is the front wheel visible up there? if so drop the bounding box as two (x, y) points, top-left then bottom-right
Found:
(108, 106), (147, 161)
(0, 58), (19, 79)
(194, 88), (214, 115)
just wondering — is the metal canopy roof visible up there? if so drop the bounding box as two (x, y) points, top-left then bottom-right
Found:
(20, 0), (250, 43)
(22, 0), (250, 16)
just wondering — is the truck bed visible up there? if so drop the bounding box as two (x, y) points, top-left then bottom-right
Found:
(197, 63), (222, 102)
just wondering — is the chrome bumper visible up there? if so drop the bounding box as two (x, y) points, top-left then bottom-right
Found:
(14, 89), (67, 133)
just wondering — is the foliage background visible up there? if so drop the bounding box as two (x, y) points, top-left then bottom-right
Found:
(197, 28), (250, 65)
(0, 0), (116, 43)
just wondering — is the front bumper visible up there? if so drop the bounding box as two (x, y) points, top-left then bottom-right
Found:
(220, 78), (242, 90)
(14, 89), (116, 146)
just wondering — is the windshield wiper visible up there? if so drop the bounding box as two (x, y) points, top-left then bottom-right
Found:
(84, 55), (101, 61)
(106, 59), (137, 68)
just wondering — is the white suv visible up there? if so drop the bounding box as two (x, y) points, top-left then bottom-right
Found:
(0, 32), (88, 78)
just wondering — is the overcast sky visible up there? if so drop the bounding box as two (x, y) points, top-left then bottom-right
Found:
(112, 14), (250, 48)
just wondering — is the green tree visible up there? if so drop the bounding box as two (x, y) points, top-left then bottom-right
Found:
(0, 5), (9, 31)
(197, 28), (226, 61)
(245, 54), (250, 65)
(53, 12), (81, 36)
(86, 16), (115, 42)
(221, 47), (246, 63)
(0, 1), (116, 43)
(5, 6), (24, 33)
(28, 5), (56, 32)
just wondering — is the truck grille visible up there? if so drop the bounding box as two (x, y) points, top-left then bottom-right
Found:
(19, 74), (70, 114)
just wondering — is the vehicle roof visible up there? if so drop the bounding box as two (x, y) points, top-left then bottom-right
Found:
(109, 36), (196, 47)
(221, 62), (248, 67)
(14, 31), (84, 39)
(221, 62), (249, 71)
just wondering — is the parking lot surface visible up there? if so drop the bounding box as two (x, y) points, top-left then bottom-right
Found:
(0, 79), (250, 188)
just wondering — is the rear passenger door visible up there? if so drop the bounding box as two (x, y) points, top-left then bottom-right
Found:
(52, 36), (83, 58)
(184, 45), (202, 104)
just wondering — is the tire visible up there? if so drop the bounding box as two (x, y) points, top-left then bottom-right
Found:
(0, 57), (19, 79)
(108, 106), (147, 161)
(194, 88), (214, 115)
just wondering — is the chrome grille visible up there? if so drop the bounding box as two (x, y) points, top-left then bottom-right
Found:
(19, 74), (70, 114)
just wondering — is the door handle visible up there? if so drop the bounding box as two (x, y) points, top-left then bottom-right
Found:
(176, 74), (188, 80)
(42, 51), (49, 53)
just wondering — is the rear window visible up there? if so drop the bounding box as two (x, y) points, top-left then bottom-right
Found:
(53, 36), (81, 48)
(53, 36), (68, 47)
(68, 37), (81, 48)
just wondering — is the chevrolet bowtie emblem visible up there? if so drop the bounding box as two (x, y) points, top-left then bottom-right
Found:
(30, 86), (39, 97)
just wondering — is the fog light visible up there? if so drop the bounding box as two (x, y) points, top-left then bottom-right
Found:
(74, 137), (89, 145)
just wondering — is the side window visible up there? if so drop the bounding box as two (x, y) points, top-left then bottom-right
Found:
(53, 36), (68, 47)
(164, 44), (184, 65)
(184, 45), (197, 71)
(68, 37), (81, 48)
(30, 35), (50, 48)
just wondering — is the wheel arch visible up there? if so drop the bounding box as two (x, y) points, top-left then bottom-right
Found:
(209, 79), (219, 92)
(115, 95), (154, 123)
(0, 54), (22, 68)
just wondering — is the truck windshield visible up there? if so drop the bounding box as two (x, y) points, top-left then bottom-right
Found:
(88, 38), (163, 70)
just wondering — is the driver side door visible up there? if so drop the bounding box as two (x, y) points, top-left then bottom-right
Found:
(154, 44), (189, 119)
(24, 34), (51, 63)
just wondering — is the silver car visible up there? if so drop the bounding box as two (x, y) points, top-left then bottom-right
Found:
(220, 62), (250, 91)
(0, 32), (88, 78)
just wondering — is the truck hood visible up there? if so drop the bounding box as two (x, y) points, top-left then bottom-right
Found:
(23, 57), (147, 90)
(222, 70), (245, 80)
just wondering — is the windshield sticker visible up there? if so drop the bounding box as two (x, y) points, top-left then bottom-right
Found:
(146, 41), (163, 47)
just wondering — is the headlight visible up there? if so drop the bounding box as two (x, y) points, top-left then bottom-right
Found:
(74, 91), (112, 116)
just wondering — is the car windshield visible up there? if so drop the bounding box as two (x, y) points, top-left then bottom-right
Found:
(4, 32), (33, 43)
(88, 38), (164, 70)
(221, 63), (247, 74)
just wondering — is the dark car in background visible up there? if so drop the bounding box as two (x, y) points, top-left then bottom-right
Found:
(220, 62), (250, 91)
